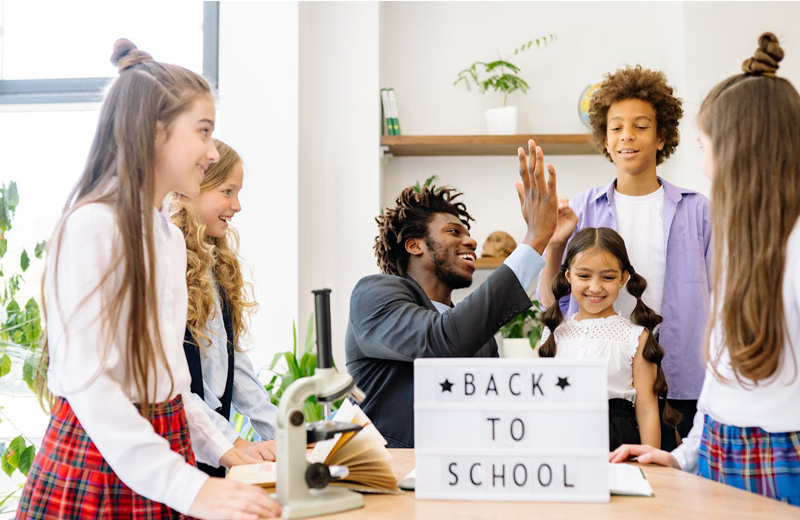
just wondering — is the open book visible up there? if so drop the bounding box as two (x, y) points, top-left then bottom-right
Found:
(608, 463), (653, 497)
(227, 400), (400, 494)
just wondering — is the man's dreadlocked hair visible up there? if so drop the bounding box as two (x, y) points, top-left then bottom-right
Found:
(375, 186), (474, 276)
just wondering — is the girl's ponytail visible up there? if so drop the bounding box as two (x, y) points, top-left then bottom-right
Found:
(539, 264), (572, 358)
(626, 267), (683, 438)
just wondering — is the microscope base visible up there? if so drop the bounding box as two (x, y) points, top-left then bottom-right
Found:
(276, 487), (365, 519)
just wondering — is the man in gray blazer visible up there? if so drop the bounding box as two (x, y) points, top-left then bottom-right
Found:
(345, 140), (559, 448)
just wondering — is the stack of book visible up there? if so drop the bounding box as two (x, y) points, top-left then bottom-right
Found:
(381, 88), (401, 136)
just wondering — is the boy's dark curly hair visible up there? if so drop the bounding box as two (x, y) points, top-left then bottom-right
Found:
(375, 186), (474, 276)
(589, 65), (683, 165)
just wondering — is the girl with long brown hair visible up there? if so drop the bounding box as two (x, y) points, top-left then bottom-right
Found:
(540, 227), (681, 451)
(611, 32), (800, 507)
(18, 39), (280, 519)
(170, 139), (278, 477)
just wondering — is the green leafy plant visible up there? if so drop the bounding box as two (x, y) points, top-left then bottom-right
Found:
(263, 315), (342, 423)
(412, 175), (447, 194)
(454, 35), (556, 107)
(499, 299), (544, 349)
(0, 181), (47, 511)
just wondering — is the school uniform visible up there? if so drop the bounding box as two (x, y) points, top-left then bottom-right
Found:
(541, 314), (645, 450)
(18, 204), (233, 518)
(183, 279), (278, 477)
(671, 216), (800, 506)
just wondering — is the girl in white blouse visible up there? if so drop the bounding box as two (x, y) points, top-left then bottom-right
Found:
(611, 32), (800, 507)
(170, 139), (279, 476)
(17, 39), (280, 519)
(540, 227), (682, 450)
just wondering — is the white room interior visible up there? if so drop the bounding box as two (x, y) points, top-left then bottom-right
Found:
(2, 0), (798, 376)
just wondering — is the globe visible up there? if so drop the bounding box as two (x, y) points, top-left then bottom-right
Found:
(578, 82), (602, 129)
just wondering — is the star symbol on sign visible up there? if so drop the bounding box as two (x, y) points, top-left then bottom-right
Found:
(440, 379), (454, 392)
(556, 376), (570, 391)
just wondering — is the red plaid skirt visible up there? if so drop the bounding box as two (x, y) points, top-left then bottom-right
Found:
(17, 395), (198, 519)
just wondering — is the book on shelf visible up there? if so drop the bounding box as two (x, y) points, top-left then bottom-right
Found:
(227, 399), (401, 494)
(380, 88), (393, 135)
(387, 88), (401, 135)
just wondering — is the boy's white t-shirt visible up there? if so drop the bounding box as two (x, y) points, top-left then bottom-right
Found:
(613, 186), (666, 318)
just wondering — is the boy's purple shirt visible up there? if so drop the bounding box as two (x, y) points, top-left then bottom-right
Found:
(546, 177), (712, 400)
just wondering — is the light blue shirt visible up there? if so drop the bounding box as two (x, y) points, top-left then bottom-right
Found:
(190, 286), (278, 442)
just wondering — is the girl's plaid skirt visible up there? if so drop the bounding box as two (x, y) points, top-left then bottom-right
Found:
(699, 414), (800, 506)
(17, 395), (198, 519)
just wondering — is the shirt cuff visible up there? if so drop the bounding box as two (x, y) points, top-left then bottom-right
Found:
(502, 244), (546, 293)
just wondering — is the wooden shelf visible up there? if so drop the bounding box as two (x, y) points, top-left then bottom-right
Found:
(381, 134), (597, 157)
(475, 257), (504, 269)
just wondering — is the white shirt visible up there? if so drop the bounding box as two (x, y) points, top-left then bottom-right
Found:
(542, 314), (644, 403)
(672, 216), (800, 473)
(46, 203), (232, 515)
(190, 280), (278, 443)
(613, 187), (666, 317)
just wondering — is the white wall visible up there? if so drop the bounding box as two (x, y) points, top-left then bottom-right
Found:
(298, 2), (381, 369)
(217, 2), (299, 369)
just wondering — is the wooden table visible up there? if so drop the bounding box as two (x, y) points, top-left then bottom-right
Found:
(316, 449), (800, 520)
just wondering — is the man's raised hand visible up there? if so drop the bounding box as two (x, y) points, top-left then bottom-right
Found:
(516, 139), (558, 254)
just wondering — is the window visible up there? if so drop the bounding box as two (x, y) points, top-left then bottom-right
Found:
(0, 1), (218, 104)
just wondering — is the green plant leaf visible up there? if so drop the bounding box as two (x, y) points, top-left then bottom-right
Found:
(23, 353), (37, 391)
(304, 314), (315, 355)
(5, 436), (25, 469)
(0, 238), (6, 259)
(0, 354), (10, 378)
(0, 452), (12, 477)
(20, 250), (29, 272)
(34, 240), (46, 260)
(6, 183), (18, 210)
(18, 446), (35, 476)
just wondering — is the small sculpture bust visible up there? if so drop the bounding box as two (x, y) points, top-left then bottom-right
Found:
(481, 231), (517, 258)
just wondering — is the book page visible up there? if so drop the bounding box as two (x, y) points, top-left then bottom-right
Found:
(608, 463), (653, 497)
(227, 461), (277, 488)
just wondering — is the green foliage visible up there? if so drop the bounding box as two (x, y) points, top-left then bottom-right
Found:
(263, 315), (343, 423)
(412, 175), (452, 195)
(0, 181), (46, 481)
(499, 299), (545, 349)
(454, 35), (556, 107)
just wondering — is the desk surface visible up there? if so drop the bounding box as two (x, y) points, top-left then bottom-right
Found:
(317, 449), (799, 520)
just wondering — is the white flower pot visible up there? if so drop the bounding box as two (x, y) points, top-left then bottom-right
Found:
(485, 106), (518, 135)
(499, 337), (539, 358)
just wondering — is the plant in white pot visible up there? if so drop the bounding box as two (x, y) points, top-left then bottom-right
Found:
(498, 299), (544, 358)
(454, 35), (556, 135)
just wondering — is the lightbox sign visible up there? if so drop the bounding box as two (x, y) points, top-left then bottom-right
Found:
(414, 358), (609, 502)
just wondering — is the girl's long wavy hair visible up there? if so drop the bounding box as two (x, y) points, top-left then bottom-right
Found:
(37, 39), (213, 417)
(700, 32), (799, 384)
(539, 227), (682, 430)
(169, 139), (256, 353)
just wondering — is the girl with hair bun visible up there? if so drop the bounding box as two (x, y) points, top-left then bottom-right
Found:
(18, 39), (280, 519)
(611, 32), (800, 507)
(170, 139), (279, 476)
(540, 227), (680, 451)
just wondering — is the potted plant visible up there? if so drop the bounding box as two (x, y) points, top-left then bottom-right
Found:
(498, 299), (544, 358)
(454, 35), (556, 135)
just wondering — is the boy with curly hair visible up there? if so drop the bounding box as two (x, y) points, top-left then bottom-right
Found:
(538, 65), (712, 450)
(346, 141), (558, 448)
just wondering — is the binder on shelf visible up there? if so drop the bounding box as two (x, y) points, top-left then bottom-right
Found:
(387, 88), (401, 135)
(380, 88), (394, 135)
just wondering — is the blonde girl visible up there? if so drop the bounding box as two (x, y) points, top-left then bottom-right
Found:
(171, 139), (278, 477)
(611, 32), (800, 507)
(540, 227), (681, 451)
(18, 40), (280, 519)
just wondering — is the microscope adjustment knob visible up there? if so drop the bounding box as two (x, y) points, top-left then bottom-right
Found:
(305, 462), (332, 489)
(290, 410), (305, 427)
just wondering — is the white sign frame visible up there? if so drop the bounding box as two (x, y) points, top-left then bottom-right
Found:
(414, 358), (609, 502)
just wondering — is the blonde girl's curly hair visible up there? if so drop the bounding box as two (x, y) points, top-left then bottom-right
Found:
(169, 139), (257, 353)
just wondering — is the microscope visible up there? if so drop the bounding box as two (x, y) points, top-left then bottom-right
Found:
(275, 289), (367, 519)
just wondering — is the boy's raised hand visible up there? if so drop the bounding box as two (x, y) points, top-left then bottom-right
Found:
(516, 139), (558, 254)
(551, 198), (579, 246)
